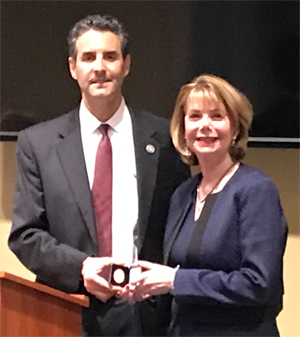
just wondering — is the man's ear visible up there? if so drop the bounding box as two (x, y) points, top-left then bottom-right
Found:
(68, 57), (77, 80)
(123, 54), (131, 77)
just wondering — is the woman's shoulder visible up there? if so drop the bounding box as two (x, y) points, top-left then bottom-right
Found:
(170, 173), (200, 204)
(230, 163), (279, 193)
(176, 173), (200, 192)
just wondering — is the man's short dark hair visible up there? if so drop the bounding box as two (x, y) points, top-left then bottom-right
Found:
(67, 14), (129, 60)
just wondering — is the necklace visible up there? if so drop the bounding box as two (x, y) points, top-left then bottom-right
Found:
(197, 162), (237, 204)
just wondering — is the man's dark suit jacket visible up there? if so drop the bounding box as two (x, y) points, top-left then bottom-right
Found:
(8, 107), (190, 336)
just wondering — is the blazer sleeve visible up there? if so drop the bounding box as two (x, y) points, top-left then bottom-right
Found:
(8, 130), (89, 293)
(170, 177), (288, 306)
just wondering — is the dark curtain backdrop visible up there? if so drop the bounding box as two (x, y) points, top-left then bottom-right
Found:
(1, 1), (299, 144)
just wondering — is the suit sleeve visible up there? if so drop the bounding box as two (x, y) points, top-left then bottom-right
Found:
(8, 130), (88, 293)
(171, 178), (288, 306)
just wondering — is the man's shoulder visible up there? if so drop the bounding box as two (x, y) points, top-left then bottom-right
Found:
(129, 107), (170, 131)
(134, 109), (169, 123)
(18, 108), (78, 141)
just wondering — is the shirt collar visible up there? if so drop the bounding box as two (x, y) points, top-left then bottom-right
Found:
(79, 98), (128, 135)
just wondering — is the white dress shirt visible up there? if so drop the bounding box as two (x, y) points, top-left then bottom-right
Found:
(80, 98), (138, 265)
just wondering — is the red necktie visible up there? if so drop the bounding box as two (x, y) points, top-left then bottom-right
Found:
(92, 124), (112, 257)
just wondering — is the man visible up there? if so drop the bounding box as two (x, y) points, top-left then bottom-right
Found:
(8, 14), (190, 336)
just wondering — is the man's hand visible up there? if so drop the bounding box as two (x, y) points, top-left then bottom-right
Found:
(81, 257), (122, 302)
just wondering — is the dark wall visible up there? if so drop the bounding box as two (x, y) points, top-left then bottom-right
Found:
(1, 1), (299, 144)
(190, 2), (299, 140)
(1, 1), (195, 128)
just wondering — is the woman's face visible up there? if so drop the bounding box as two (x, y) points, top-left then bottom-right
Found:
(184, 92), (234, 160)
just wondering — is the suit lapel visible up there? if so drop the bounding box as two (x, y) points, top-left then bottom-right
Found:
(56, 109), (97, 247)
(130, 109), (160, 252)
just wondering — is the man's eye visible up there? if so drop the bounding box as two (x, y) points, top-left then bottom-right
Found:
(105, 54), (117, 61)
(82, 54), (95, 62)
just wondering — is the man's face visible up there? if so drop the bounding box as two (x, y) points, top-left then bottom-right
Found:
(69, 29), (130, 103)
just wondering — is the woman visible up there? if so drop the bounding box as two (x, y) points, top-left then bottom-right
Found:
(124, 74), (288, 336)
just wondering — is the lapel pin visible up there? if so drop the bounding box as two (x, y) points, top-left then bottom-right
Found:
(145, 144), (155, 154)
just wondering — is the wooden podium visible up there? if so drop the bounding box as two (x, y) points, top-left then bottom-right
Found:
(0, 271), (89, 336)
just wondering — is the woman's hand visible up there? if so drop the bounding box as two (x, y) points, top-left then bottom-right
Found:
(121, 260), (177, 303)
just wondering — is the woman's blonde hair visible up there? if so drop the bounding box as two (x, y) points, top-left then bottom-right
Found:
(170, 74), (253, 166)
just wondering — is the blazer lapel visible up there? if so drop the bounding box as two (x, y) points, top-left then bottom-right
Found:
(130, 109), (161, 252)
(56, 109), (97, 247)
(163, 197), (193, 265)
(163, 176), (200, 265)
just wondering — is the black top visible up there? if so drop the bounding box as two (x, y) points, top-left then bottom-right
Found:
(169, 193), (218, 269)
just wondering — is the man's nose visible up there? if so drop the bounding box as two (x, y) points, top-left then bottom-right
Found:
(93, 56), (105, 72)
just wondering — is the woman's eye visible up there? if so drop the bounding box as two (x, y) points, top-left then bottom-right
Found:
(190, 114), (200, 120)
(212, 113), (223, 119)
